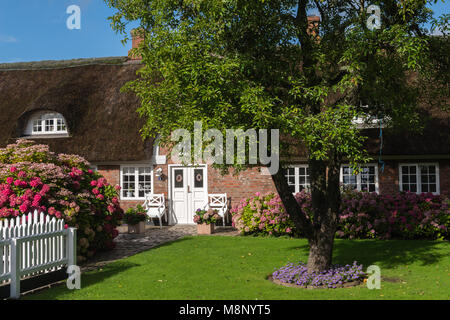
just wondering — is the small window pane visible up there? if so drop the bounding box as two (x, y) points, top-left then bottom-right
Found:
(45, 119), (54, 132)
(194, 169), (204, 188)
(174, 169), (184, 188)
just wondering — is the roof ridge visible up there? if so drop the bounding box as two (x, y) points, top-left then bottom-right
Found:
(0, 56), (140, 71)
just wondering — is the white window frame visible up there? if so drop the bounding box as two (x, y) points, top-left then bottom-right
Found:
(399, 163), (440, 195)
(29, 112), (68, 135)
(340, 164), (379, 193)
(284, 165), (310, 194)
(120, 165), (154, 200)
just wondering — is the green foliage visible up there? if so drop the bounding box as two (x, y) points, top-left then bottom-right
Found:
(105, 0), (447, 168)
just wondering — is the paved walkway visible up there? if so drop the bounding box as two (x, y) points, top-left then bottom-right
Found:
(81, 225), (240, 272)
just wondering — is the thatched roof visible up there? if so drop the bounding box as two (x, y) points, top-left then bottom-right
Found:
(280, 105), (450, 162)
(365, 106), (450, 157)
(0, 56), (448, 164)
(0, 57), (154, 162)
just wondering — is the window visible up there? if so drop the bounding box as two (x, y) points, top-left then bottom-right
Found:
(399, 163), (439, 194)
(28, 112), (68, 135)
(284, 165), (310, 193)
(120, 165), (153, 199)
(340, 164), (378, 193)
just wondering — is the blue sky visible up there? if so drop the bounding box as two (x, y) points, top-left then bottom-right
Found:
(0, 0), (448, 63)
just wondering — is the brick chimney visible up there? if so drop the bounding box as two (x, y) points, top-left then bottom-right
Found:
(128, 28), (145, 60)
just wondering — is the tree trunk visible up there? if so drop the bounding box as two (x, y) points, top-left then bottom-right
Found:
(270, 154), (341, 273)
(305, 156), (341, 272)
(271, 168), (312, 239)
(307, 227), (335, 271)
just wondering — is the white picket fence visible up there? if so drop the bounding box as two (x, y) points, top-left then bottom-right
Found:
(0, 210), (77, 299)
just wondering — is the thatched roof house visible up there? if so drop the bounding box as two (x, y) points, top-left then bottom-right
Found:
(0, 30), (448, 221)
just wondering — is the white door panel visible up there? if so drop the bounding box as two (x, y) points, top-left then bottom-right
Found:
(170, 166), (207, 224)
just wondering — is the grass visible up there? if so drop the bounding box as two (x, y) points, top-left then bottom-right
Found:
(24, 236), (450, 300)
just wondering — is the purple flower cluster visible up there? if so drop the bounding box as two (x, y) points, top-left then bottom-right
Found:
(272, 261), (366, 289)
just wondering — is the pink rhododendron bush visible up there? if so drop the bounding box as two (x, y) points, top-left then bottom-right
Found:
(0, 139), (124, 262)
(337, 190), (449, 240)
(231, 190), (449, 240)
(230, 192), (297, 236)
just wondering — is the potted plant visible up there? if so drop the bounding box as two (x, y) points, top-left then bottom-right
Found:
(124, 205), (147, 234)
(194, 208), (220, 235)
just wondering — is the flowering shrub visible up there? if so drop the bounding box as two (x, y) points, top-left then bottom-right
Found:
(231, 190), (449, 240)
(272, 261), (366, 288)
(337, 190), (449, 240)
(193, 208), (220, 224)
(230, 192), (296, 236)
(0, 139), (124, 262)
(124, 205), (147, 225)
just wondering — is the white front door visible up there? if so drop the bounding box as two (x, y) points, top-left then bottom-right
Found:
(170, 165), (208, 224)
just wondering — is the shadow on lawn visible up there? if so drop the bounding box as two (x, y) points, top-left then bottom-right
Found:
(286, 239), (447, 269)
(77, 261), (141, 290)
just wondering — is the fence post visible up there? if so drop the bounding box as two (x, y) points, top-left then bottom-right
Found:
(66, 228), (77, 268)
(10, 238), (21, 299)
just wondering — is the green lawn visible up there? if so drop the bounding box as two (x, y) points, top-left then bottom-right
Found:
(24, 236), (449, 300)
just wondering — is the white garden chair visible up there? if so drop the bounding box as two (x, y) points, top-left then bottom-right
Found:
(203, 193), (228, 226)
(143, 193), (166, 229)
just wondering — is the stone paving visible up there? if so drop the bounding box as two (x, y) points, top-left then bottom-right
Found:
(80, 224), (240, 272)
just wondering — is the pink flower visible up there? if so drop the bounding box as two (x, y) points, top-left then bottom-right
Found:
(41, 184), (50, 194)
(96, 194), (104, 200)
(9, 167), (17, 173)
(6, 177), (13, 184)
(90, 180), (97, 187)
(92, 188), (100, 195)
(19, 203), (29, 213)
(18, 171), (27, 178)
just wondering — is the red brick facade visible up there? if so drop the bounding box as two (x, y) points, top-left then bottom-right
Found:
(98, 159), (449, 215)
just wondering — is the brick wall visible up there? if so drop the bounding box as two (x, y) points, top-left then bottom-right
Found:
(96, 159), (449, 213)
(440, 159), (450, 197)
(378, 161), (399, 195)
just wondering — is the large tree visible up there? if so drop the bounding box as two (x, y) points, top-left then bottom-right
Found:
(106, 0), (448, 272)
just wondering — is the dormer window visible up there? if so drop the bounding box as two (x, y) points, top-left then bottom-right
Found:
(24, 111), (68, 137)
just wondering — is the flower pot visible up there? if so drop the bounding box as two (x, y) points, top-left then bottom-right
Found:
(197, 223), (214, 235)
(128, 221), (146, 234)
